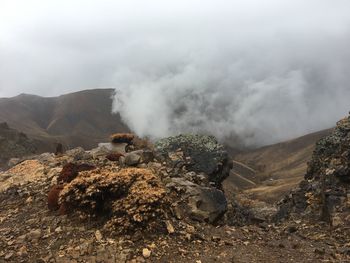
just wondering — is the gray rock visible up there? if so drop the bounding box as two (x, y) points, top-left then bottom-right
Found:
(37, 152), (55, 164)
(124, 153), (141, 166)
(7, 158), (21, 167)
(66, 147), (92, 160)
(90, 145), (110, 159)
(141, 150), (154, 163)
(187, 186), (227, 223)
(90, 143), (127, 159)
(155, 134), (232, 187)
(98, 142), (127, 153)
(119, 156), (126, 166)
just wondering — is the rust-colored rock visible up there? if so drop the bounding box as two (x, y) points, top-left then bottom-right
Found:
(57, 163), (96, 183)
(110, 133), (134, 144)
(47, 184), (64, 211)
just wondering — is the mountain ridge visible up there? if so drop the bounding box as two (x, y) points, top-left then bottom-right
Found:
(0, 89), (129, 151)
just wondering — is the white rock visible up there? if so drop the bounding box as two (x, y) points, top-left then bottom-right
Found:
(142, 248), (151, 258)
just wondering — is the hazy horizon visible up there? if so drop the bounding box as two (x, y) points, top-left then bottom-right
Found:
(1, 0), (350, 146)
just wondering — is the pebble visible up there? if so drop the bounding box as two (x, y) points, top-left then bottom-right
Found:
(17, 246), (28, 256)
(165, 220), (175, 234)
(4, 252), (13, 260)
(95, 230), (103, 241)
(28, 229), (41, 241)
(142, 248), (151, 258)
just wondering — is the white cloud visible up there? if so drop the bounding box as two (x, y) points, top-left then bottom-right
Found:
(0, 0), (350, 145)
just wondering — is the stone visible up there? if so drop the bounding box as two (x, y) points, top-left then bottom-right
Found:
(66, 147), (92, 160)
(188, 186), (227, 223)
(95, 230), (103, 241)
(17, 246), (28, 256)
(186, 225), (195, 234)
(211, 236), (221, 242)
(16, 234), (27, 243)
(27, 229), (41, 241)
(124, 153), (141, 166)
(25, 196), (33, 203)
(90, 145), (111, 159)
(37, 153), (55, 164)
(4, 252), (13, 260)
(142, 248), (151, 258)
(8, 158), (21, 167)
(332, 215), (343, 227)
(141, 150), (154, 163)
(165, 220), (175, 234)
(119, 156), (126, 166)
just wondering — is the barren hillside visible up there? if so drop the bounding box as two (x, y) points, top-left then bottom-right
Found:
(0, 89), (129, 151)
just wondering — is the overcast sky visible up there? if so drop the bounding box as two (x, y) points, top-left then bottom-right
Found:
(1, 0), (350, 145)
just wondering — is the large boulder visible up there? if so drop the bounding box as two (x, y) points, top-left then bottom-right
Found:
(155, 134), (232, 187)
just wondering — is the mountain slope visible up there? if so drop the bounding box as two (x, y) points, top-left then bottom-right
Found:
(223, 128), (333, 203)
(0, 122), (39, 168)
(0, 89), (129, 151)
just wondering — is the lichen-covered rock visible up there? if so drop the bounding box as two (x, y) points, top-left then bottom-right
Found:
(59, 168), (168, 233)
(155, 134), (232, 187)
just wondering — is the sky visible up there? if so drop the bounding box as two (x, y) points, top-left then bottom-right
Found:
(1, 0), (350, 146)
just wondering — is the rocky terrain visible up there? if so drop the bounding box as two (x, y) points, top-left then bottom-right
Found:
(1, 121), (350, 262)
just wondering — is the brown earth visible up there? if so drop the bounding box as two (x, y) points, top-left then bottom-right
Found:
(0, 159), (349, 263)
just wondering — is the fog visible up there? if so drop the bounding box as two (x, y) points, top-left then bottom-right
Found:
(1, 1), (350, 146)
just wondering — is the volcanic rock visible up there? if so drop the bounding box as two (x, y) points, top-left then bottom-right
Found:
(155, 134), (232, 187)
(124, 152), (141, 166)
(276, 114), (350, 223)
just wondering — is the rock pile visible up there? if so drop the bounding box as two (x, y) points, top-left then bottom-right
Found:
(276, 114), (350, 226)
(44, 133), (232, 231)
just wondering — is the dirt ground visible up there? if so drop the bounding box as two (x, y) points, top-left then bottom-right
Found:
(1, 172), (350, 263)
